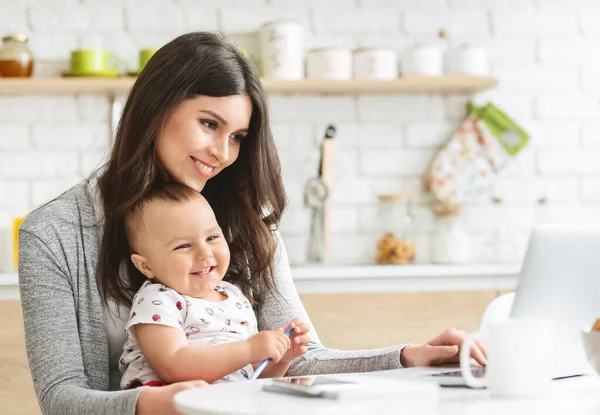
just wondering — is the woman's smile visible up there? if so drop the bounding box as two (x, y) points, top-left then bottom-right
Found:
(191, 156), (215, 179)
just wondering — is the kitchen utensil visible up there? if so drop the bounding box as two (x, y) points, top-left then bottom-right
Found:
(304, 125), (336, 264)
(319, 125), (336, 263)
(304, 177), (328, 264)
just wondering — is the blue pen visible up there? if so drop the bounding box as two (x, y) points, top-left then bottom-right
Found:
(249, 327), (295, 380)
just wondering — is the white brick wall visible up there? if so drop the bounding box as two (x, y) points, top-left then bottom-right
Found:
(539, 39), (600, 64)
(405, 11), (489, 36)
(492, 11), (578, 35)
(0, 5), (28, 34)
(1, 0), (599, 266)
(313, 8), (399, 34)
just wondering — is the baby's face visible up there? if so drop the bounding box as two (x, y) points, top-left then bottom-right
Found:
(133, 196), (230, 299)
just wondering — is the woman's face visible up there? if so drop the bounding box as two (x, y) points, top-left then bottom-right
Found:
(156, 95), (252, 192)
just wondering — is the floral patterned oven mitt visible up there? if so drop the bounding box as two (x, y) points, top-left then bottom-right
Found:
(425, 103), (530, 216)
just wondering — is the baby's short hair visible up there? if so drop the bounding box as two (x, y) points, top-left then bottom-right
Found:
(124, 183), (203, 249)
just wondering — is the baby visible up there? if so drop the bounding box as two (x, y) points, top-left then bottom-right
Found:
(119, 183), (309, 388)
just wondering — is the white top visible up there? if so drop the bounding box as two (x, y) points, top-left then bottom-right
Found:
(119, 280), (258, 388)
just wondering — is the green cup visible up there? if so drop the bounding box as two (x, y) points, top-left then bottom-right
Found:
(139, 48), (158, 71)
(70, 49), (114, 72)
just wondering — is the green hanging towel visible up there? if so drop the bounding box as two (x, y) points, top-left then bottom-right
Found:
(467, 102), (530, 157)
(426, 102), (530, 216)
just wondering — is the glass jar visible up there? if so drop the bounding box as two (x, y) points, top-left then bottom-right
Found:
(432, 211), (473, 264)
(0, 34), (34, 77)
(375, 193), (415, 265)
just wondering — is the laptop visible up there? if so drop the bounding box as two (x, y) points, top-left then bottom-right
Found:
(429, 223), (600, 386)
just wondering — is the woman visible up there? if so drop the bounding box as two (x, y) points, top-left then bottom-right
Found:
(18, 32), (486, 415)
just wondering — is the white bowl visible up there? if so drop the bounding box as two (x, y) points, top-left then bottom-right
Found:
(581, 328), (600, 375)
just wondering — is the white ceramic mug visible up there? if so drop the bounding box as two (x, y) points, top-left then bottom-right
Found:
(460, 318), (553, 398)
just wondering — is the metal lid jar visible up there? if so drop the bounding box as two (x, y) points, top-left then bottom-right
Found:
(0, 34), (34, 77)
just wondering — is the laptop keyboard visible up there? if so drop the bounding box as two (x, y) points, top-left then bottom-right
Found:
(431, 367), (486, 378)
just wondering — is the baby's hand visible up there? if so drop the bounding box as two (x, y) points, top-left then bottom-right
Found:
(279, 318), (311, 364)
(247, 330), (291, 364)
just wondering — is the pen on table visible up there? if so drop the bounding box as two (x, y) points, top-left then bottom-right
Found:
(249, 327), (295, 380)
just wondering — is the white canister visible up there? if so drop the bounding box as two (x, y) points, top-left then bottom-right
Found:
(353, 47), (397, 80)
(306, 47), (352, 80)
(402, 44), (443, 76)
(259, 20), (303, 80)
(432, 213), (473, 264)
(445, 43), (489, 76)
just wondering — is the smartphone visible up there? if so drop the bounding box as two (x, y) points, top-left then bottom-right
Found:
(262, 376), (356, 399)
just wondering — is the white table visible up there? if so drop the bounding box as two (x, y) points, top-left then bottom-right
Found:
(174, 367), (600, 415)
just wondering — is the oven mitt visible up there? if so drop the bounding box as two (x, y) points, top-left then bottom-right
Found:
(426, 102), (530, 215)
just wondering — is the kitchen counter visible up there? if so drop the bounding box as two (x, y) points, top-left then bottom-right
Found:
(292, 263), (520, 293)
(0, 263), (520, 300)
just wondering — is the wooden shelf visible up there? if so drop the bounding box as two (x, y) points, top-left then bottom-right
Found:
(0, 77), (135, 95)
(0, 74), (497, 95)
(262, 75), (497, 94)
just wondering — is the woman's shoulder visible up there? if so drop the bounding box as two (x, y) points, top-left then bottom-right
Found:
(20, 179), (97, 237)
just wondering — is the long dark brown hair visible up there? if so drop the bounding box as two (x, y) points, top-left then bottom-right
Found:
(97, 32), (286, 308)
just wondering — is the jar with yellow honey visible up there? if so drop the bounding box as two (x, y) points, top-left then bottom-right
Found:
(0, 34), (34, 77)
(375, 193), (415, 265)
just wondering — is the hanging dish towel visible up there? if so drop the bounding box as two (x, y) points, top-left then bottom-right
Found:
(426, 102), (530, 215)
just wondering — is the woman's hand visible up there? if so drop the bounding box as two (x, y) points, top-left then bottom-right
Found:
(136, 380), (207, 415)
(400, 328), (488, 367)
(279, 317), (310, 364)
(247, 330), (292, 364)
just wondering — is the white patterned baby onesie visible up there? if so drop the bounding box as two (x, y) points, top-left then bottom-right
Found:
(119, 280), (258, 389)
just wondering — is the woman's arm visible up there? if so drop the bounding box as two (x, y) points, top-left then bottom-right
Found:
(18, 229), (141, 415)
(257, 232), (410, 376)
